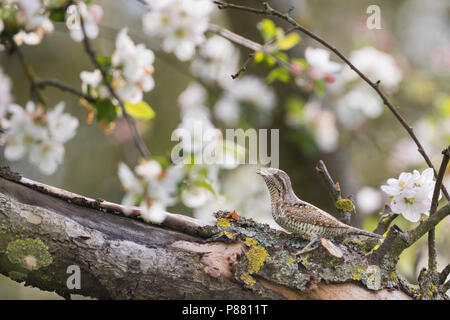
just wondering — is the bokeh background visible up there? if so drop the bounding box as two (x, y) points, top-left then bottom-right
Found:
(1, 0), (449, 299)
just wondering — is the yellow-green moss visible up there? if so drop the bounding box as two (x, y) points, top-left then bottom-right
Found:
(216, 218), (231, 228)
(240, 272), (256, 285)
(222, 231), (238, 239)
(6, 238), (52, 271)
(243, 237), (269, 282)
(335, 198), (354, 212)
(246, 245), (268, 274)
(390, 271), (398, 282)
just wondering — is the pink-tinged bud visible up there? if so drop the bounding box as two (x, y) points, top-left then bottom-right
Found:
(290, 64), (303, 76)
(325, 74), (335, 83)
(88, 5), (103, 24)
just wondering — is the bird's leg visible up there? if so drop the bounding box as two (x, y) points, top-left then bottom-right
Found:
(295, 237), (320, 255)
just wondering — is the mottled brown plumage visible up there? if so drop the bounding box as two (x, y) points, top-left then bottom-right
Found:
(257, 167), (382, 240)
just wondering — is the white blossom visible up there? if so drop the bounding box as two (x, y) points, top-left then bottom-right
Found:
(135, 160), (163, 181)
(140, 200), (166, 224)
(304, 47), (342, 82)
(1, 0), (54, 46)
(191, 35), (240, 88)
(142, 0), (213, 61)
(67, 2), (103, 42)
(342, 46), (403, 91)
(80, 29), (155, 104)
(1, 101), (78, 175)
(181, 186), (211, 208)
(381, 168), (438, 222)
(214, 76), (276, 125)
(336, 83), (383, 129)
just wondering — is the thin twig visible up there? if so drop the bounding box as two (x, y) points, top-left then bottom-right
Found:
(11, 41), (46, 104)
(36, 79), (97, 103)
(440, 264), (450, 284)
(427, 146), (450, 271)
(231, 53), (254, 79)
(213, 0), (450, 201)
(79, 15), (151, 158)
(315, 160), (354, 225)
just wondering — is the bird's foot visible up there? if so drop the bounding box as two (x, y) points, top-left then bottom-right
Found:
(295, 238), (320, 255)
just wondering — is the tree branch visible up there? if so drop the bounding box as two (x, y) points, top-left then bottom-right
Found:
(35, 79), (97, 104)
(373, 204), (399, 235)
(427, 146), (450, 271)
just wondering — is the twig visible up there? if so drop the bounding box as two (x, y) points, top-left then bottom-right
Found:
(231, 53), (254, 79)
(207, 23), (292, 70)
(11, 41), (46, 104)
(79, 15), (151, 158)
(36, 79), (97, 103)
(315, 160), (354, 225)
(443, 280), (450, 294)
(440, 264), (450, 284)
(427, 146), (450, 271)
(373, 204), (399, 235)
(213, 0), (450, 201)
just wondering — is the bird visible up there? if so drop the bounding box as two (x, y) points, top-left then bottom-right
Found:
(256, 167), (383, 254)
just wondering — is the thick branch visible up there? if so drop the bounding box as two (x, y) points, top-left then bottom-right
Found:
(0, 171), (412, 300)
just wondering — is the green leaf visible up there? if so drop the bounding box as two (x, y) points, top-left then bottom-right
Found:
(276, 33), (301, 50)
(95, 99), (117, 123)
(193, 180), (216, 196)
(315, 80), (325, 97)
(124, 101), (155, 120)
(267, 67), (291, 84)
(257, 19), (276, 41)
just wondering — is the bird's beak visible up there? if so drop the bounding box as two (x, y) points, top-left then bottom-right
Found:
(256, 168), (268, 176)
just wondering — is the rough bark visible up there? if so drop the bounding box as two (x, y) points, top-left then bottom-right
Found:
(0, 173), (413, 300)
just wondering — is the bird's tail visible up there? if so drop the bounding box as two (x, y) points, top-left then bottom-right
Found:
(349, 227), (384, 239)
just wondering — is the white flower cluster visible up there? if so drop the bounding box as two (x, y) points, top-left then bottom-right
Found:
(214, 76), (277, 126)
(191, 35), (240, 88)
(142, 0), (214, 61)
(0, 0), (54, 46)
(1, 101), (78, 175)
(381, 168), (438, 222)
(304, 47), (342, 83)
(81, 29), (155, 104)
(118, 160), (185, 223)
(334, 46), (403, 129)
(66, 2), (103, 42)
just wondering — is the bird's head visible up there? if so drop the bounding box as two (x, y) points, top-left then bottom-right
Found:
(256, 167), (297, 202)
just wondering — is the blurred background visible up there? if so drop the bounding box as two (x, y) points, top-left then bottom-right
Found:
(1, 0), (449, 298)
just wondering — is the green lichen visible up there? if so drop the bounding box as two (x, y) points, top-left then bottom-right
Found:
(216, 218), (231, 228)
(6, 238), (53, 270)
(335, 198), (354, 212)
(8, 271), (27, 282)
(222, 231), (238, 239)
(240, 272), (256, 285)
(0, 166), (22, 182)
(246, 242), (268, 274)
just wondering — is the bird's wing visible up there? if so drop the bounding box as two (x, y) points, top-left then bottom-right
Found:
(285, 202), (347, 228)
